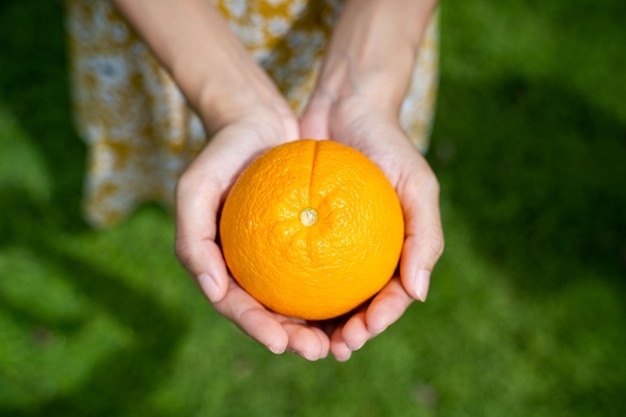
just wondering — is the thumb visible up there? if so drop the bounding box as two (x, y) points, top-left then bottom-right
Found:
(176, 237), (230, 304)
(175, 171), (229, 303)
(398, 164), (444, 302)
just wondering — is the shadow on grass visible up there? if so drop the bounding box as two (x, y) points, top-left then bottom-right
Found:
(0, 2), (187, 415)
(428, 70), (626, 416)
(0, 191), (186, 416)
(431, 72), (626, 295)
(0, 0), (86, 232)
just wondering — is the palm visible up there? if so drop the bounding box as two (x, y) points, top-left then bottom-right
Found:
(176, 110), (334, 360)
(300, 101), (443, 360)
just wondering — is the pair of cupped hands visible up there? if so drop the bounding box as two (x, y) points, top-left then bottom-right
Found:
(175, 85), (444, 362)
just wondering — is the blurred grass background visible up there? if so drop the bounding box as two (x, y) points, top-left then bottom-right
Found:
(1, 0), (625, 416)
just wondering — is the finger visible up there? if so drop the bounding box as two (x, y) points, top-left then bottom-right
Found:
(193, 243), (231, 303)
(278, 319), (330, 361)
(175, 168), (229, 302)
(329, 324), (352, 362)
(213, 281), (289, 354)
(341, 277), (413, 351)
(365, 277), (414, 333)
(398, 162), (444, 301)
(340, 308), (370, 351)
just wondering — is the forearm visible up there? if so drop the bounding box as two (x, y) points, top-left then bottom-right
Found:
(111, 0), (282, 126)
(316, 0), (438, 113)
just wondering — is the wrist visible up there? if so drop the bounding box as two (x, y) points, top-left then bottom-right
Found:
(313, 60), (407, 115)
(198, 88), (290, 136)
(314, 0), (437, 113)
(170, 28), (288, 134)
(166, 22), (279, 130)
(113, 0), (287, 133)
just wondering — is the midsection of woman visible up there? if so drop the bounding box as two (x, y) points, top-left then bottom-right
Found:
(65, 0), (438, 228)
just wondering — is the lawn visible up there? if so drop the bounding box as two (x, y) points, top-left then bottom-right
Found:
(1, 0), (625, 416)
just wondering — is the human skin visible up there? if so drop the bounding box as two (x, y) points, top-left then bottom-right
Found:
(112, 0), (443, 361)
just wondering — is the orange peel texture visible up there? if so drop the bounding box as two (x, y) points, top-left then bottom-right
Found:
(219, 139), (404, 320)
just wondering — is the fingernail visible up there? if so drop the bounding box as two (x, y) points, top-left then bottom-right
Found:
(350, 340), (365, 351)
(197, 273), (221, 303)
(268, 345), (284, 355)
(369, 324), (388, 336)
(413, 269), (431, 302)
(286, 348), (316, 360)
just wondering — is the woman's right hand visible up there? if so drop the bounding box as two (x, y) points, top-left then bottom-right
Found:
(111, 0), (334, 360)
(175, 103), (337, 361)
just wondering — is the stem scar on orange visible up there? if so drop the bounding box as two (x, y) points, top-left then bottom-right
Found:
(219, 139), (404, 321)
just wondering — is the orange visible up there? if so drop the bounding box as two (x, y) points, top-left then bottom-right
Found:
(219, 139), (404, 320)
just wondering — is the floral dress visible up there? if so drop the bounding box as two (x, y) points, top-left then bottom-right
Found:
(65, 0), (439, 228)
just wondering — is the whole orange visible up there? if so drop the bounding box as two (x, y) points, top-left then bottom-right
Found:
(219, 139), (404, 320)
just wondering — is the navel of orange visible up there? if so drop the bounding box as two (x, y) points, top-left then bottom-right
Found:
(219, 139), (404, 320)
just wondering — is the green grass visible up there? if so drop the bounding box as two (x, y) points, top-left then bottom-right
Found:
(1, 0), (625, 416)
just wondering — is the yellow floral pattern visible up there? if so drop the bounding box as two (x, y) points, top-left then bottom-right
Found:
(65, 0), (439, 228)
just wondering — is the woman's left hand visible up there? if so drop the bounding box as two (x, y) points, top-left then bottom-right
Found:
(300, 95), (444, 361)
